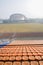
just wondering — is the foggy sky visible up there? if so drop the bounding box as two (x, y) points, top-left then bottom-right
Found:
(0, 0), (43, 19)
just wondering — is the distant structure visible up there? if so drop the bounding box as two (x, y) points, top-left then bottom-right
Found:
(0, 20), (3, 23)
(10, 13), (27, 21)
(1, 13), (43, 24)
(2, 13), (27, 23)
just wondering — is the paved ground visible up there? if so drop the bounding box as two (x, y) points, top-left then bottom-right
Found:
(10, 40), (43, 45)
(0, 40), (43, 65)
(0, 45), (43, 65)
(0, 33), (43, 65)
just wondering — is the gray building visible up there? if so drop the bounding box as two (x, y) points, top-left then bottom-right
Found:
(10, 13), (27, 21)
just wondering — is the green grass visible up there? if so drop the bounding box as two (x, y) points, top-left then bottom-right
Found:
(0, 23), (43, 33)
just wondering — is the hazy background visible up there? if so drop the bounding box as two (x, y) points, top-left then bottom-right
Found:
(0, 0), (43, 19)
